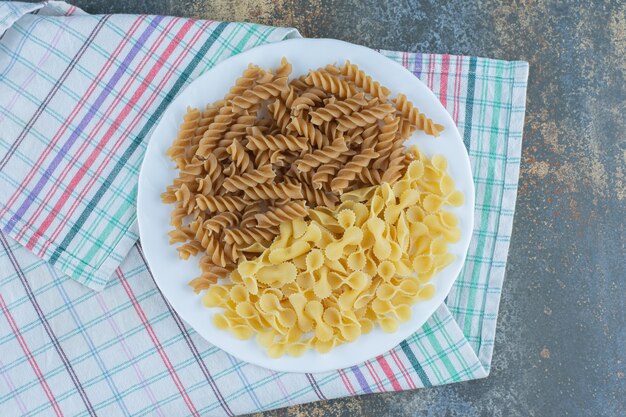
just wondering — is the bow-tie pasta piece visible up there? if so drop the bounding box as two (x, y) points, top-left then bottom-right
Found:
(347, 249), (367, 271)
(365, 217), (392, 260)
(336, 209), (356, 229)
(256, 262), (298, 286)
(305, 300), (335, 343)
(323, 307), (362, 342)
(213, 311), (254, 340)
(313, 267), (333, 299)
(305, 249), (325, 271)
(324, 226), (364, 260)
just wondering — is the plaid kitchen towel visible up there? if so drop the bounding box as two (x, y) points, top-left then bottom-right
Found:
(0, 1), (529, 416)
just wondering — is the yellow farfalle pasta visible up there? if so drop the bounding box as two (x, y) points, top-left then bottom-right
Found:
(198, 146), (461, 356)
(163, 58), (446, 290)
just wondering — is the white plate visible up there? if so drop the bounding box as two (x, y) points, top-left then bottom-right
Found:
(137, 38), (475, 373)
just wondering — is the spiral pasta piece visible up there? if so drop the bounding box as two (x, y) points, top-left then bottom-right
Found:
(225, 139), (252, 174)
(213, 113), (257, 158)
(176, 240), (203, 260)
(240, 202), (263, 227)
(274, 57), (293, 76)
(355, 124), (379, 150)
(243, 181), (304, 200)
(381, 140), (406, 184)
(319, 120), (340, 142)
(188, 218), (211, 249)
(231, 77), (288, 111)
(255, 200), (308, 228)
(289, 75), (309, 92)
(395, 94), (444, 137)
(223, 64), (262, 102)
(187, 105), (224, 158)
(288, 168), (314, 186)
(204, 212), (240, 235)
(253, 150), (271, 168)
(335, 102), (395, 131)
(291, 87), (327, 114)
(174, 183), (196, 213)
(195, 195), (249, 213)
(196, 153), (223, 194)
(189, 264), (234, 293)
(371, 115), (401, 170)
(312, 151), (353, 187)
(309, 93), (368, 125)
(195, 106), (237, 157)
(331, 149), (379, 192)
(342, 60), (391, 100)
(204, 235), (233, 267)
(223, 227), (278, 247)
(356, 167), (383, 186)
(295, 138), (349, 172)
(281, 85), (298, 108)
(168, 226), (194, 244)
(301, 182), (339, 208)
(222, 164), (276, 192)
(246, 132), (308, 152)
(305, 70), (356, 98)
(267, 98), (291, 132)
(288, 117), (328, 148)
(166, 107), (200, 165)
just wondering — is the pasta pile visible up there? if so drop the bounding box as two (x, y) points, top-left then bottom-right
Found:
(161, 58), (445, 291)
(202, 146), (464, 357)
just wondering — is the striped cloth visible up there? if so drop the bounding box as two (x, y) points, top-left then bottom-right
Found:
(0, 2), (529, 416)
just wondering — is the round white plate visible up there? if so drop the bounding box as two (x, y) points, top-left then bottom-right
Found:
(138, 38), (475, 373)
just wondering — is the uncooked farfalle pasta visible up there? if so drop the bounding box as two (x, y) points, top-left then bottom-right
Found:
(202, 146), (463, 357)
(162, 58), (456, 354)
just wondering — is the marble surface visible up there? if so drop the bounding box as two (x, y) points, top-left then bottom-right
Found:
(26, 1), (626, 415)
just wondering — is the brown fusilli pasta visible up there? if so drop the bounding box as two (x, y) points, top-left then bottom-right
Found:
(335, 101), (395, 131)
(395, 94), (444, 137)
(195, 195), (248, 213)
(246, 132), (308, 152)
(331, 149), (379, 192)
(342, 60), (391, 101)
(294, 138), (348, 172)
(287, 117), (328, 148)
(305, 70), (356, 98)
(223, 227), (278, 247)
(254, 200), (308, 228)
(221, 164), (275, 192)
(204, 212), (240, 235)
(242, 181), (303, 200)
(309, 93), (368, 125)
